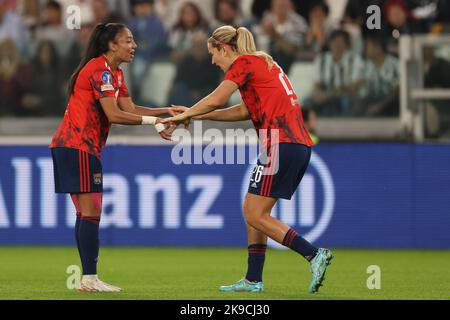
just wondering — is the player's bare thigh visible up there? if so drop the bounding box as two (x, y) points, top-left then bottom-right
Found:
(73, 193), (102, 217)
(243, 193), (277, 219)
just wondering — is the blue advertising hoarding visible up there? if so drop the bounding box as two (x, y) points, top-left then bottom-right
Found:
(0, 143), (449, 248)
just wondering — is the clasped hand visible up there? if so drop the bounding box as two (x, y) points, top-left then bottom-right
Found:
(157, 105), (191, 141)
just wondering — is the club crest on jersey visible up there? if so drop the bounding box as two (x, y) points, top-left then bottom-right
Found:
(101, 71), (113, 84)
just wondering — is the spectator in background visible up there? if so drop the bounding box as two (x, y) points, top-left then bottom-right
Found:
(252, 0), (345, 23)
(302, 108), (319, 145)
(301, 0), (337, 59)
(34, 1), (74, 57)
(0, 1), (29, 53)
(251, 0), (271, 21)
(91, 0), (123, 24)
(405, 0), (450, 31)
(252, 0), (314, 21)
(239, 0), (256, 21)
(1, 0), (16, 11)
(211, 0), (253, 30)
(168, 2), (210, 64)
(169, 34), (221, 106)
(110, 0), (132, 21)
(383, 0), (427, 56)
(424, 46), (450, 88)
(344, 0), (386, 34)
(340, 0), (386, 55)
(0, 39), (31, 116)
(359, 36), (399, 117)
(21, 0), (40, 30)
(307, 29), (364, 116)
(154, 0), (178, 29)
(21, 40), (65, 116)
(153, 0), (215, 29)
(423, 46), (450, 137)
(259, 0), (308, 73)
(129, 0), (168, 102)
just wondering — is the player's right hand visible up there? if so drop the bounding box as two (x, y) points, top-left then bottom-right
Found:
(156, 118), (176, 141)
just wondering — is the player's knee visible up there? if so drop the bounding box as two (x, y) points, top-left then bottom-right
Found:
(246, 216), (257, 229)
(245, 212), (263, 229)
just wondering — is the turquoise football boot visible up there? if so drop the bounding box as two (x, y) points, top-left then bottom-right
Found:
(308, 248), (333, 293)
(219, 278), (264, 292)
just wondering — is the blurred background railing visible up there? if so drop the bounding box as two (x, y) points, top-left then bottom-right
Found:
(400, 35), (450, 142)
(0, 0), (449, 142)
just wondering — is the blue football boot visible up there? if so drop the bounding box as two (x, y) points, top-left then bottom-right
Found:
(308, 248), (333, 293)
(219, 278), (264, 292)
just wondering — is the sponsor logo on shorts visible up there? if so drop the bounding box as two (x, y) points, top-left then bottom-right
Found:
(93, 173), (102, 185)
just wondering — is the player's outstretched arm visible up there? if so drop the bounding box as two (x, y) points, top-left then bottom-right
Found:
(118, 97), (176, 117)
(161, 80), (238, 125)
(169, 103), (249, 122)
(100, 97), (174, 140)
(100, 97), (146, 125)
(196, 101), (250, 121)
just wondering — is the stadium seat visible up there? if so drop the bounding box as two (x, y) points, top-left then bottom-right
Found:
(288, 62), (315, 103)
(141, 62), (177, 107)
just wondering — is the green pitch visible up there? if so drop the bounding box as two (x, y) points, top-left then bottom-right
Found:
(0, 247), (448, 300)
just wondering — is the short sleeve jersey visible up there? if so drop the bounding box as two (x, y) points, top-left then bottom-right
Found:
(50, 55), (129, 158)
(224, 55), (313, 148)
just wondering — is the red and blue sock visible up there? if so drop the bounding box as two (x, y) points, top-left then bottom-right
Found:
(78, 216), (101, 275)
(282, 228), (318, 262)
(245, 244), (267, 283)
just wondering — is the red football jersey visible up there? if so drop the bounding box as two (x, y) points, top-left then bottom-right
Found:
(50, 55), (129, 158)
(225, 55), (313, 148)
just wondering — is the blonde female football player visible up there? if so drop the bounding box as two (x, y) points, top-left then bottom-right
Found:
(163, 25), (333, 293)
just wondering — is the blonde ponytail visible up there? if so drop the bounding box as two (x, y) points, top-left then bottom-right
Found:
(208, 25), (274, 69)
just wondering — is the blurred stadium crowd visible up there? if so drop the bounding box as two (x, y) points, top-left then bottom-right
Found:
(1, 0), (450, 119)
